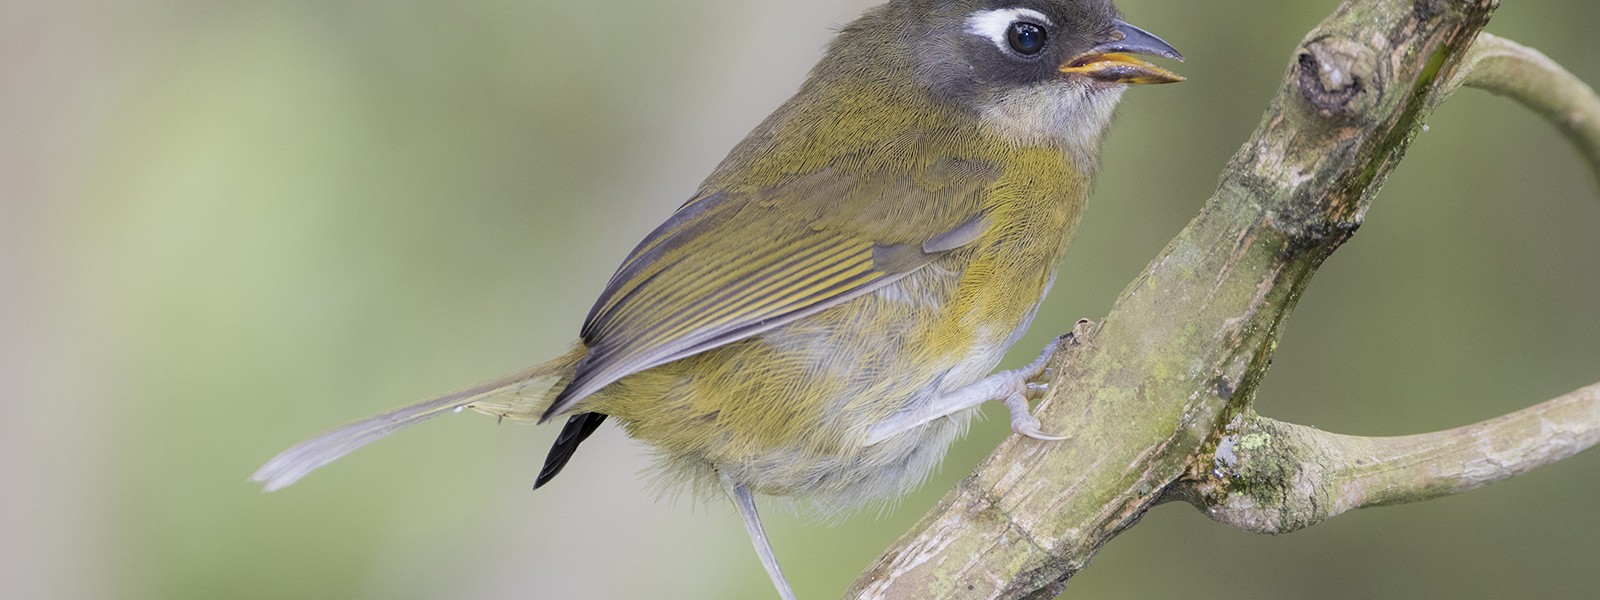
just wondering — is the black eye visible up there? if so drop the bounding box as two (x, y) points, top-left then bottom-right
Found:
(1006, 21), (1047, 56)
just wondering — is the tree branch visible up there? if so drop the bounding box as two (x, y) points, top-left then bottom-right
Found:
(848, 0), (1600, 594)
(1172, 30), (1600, 536)
(847, 0), (1502, 597)
(1173, 382), (1600, 534)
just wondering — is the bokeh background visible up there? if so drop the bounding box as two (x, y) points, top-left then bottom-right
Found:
(4, 1), (1598, 598)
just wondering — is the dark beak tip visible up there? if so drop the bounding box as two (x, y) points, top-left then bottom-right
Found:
(1108, 18), (1184, 63)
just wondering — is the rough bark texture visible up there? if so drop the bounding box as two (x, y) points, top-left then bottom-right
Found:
(847, 0), (1515, 597)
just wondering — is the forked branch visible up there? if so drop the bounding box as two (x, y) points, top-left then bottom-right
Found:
(1175, 31), (1600, 534)
(843, 0), (1598, 597)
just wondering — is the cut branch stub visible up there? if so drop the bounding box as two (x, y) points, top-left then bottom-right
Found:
(1297, 36), (1382, 119)
(1229, 0), (1495, 250)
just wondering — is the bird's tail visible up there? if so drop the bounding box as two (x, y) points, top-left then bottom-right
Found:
(250, 345), (587, 492)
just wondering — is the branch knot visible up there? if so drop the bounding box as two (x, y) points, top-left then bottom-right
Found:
(1297, 36), (1383, 120)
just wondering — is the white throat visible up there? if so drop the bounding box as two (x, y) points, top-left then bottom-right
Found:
(978, 84), (1125, 168)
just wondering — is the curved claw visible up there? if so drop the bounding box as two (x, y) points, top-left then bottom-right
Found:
(1011, 414), (1071, 442)
(1002, 393), (1069, 442)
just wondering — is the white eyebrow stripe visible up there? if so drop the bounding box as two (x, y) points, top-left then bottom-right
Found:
(965, 8), (1054, 52)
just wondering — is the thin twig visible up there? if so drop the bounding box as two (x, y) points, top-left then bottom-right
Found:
(1450, 33), (1600, 182)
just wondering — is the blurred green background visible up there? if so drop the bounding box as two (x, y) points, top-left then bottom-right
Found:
(3, 1), (1597, 598)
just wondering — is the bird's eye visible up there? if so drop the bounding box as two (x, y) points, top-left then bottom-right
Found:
(1006, 21), (1047, 56)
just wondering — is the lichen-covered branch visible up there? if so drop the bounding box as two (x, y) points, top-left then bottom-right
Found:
(1450, 33), (1600, 180)
(1168, 31), (1600, 536)
(847, 0), (1499, 598)
(1173, 382), (1600, 533)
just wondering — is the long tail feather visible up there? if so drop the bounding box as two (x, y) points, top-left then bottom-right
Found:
(250, 345), (585, 492)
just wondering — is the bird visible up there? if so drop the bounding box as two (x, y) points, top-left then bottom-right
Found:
(250, 1), (1181, 598)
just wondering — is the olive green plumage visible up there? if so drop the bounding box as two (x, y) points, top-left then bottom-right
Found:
(557, 10), (1090, 510)
(587, 156), (1084, 512)
(252, 0), (1183, 597)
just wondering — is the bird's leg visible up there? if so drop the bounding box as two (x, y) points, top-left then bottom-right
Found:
(721, 471), (797, 600)
(864, 338), (1068, 446)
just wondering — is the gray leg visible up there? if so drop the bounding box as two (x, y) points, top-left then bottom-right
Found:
(722, 471), (797, 600)
(865, 340), (1067, 446)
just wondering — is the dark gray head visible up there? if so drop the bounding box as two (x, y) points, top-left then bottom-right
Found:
(844, 0), (1183, 155)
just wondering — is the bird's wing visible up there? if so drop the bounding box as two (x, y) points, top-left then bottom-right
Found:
(542, 159), (999, 420)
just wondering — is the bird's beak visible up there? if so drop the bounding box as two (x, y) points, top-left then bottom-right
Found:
(1058, 19), (1185, 85)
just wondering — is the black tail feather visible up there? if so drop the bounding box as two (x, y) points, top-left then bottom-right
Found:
(534, 412), (608, 489)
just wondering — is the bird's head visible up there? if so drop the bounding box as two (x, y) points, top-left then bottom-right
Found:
(826, 0), (1182, 162)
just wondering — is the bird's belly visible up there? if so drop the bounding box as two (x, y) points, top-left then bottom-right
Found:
(591, 262), (1057, 515)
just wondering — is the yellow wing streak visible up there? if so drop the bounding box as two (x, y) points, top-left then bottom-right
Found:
(650, 239), (871, 342)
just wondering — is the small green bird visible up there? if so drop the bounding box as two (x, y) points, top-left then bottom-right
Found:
(252, 0), (1181, 597)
